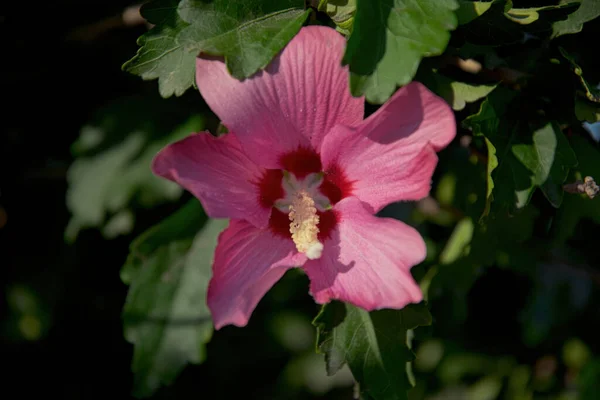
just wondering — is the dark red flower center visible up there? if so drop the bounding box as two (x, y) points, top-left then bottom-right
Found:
(256, 147), (354, 243)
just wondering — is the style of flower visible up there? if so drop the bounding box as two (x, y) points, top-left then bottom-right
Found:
(152, 26), (456, 329)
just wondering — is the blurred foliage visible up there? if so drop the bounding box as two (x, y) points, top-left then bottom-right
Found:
(65, 96), (204, 241)
(3, 0), (600, 399)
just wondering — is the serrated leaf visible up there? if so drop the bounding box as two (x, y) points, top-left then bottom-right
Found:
(314, 302), (432, 400)
(343, 0), (458, 104)
(552, 0), (600, 38)
(123, 0), (197, 98)
(511, 122), (578, 208)
(177, 0), (309, 79)
(122, 202), (227, 397)
(124, 0), (309, 97)
(65, 100), (203, 242)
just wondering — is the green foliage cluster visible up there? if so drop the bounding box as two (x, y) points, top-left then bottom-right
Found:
(63, 0), (600, 398)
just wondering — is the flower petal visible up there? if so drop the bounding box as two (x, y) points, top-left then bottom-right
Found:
(304, 197), (424, 310)
(208, 220), (306, 329)
(321, 125), (440, 212)
(320, 82), (455, 212)
(360, 81), (456, 151)
(152, 132), (270, 228)
(196, 26), (363, 168)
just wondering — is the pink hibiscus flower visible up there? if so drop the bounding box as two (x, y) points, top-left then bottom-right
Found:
(152, 26), (456, 329)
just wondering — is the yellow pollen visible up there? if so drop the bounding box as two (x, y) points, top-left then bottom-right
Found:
(288, 191), (323, 260)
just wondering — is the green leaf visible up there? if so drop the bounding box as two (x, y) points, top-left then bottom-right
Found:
(318, 0), (357, 35)
(314, 302), (432, 400)
(65, 98), (203, 242)
(456, 0), (493, 25)
(178, 0), (310, 80)
(552, 0), (600, 38)
(580, 359), (600, 400)
(121, 200), (208, 284)
(511, 122), (578, 208)
(122, 0), (197, 98)
(122, 201), (227, 397)
(343, 0), (458, 104)
(124, 0), (309, 97)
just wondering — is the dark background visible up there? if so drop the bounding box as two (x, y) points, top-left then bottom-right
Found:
(1, 1), (599, 399)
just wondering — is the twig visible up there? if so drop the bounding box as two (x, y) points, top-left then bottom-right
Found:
(563, 176), (599, 199)
(443, 56), (531, 86)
